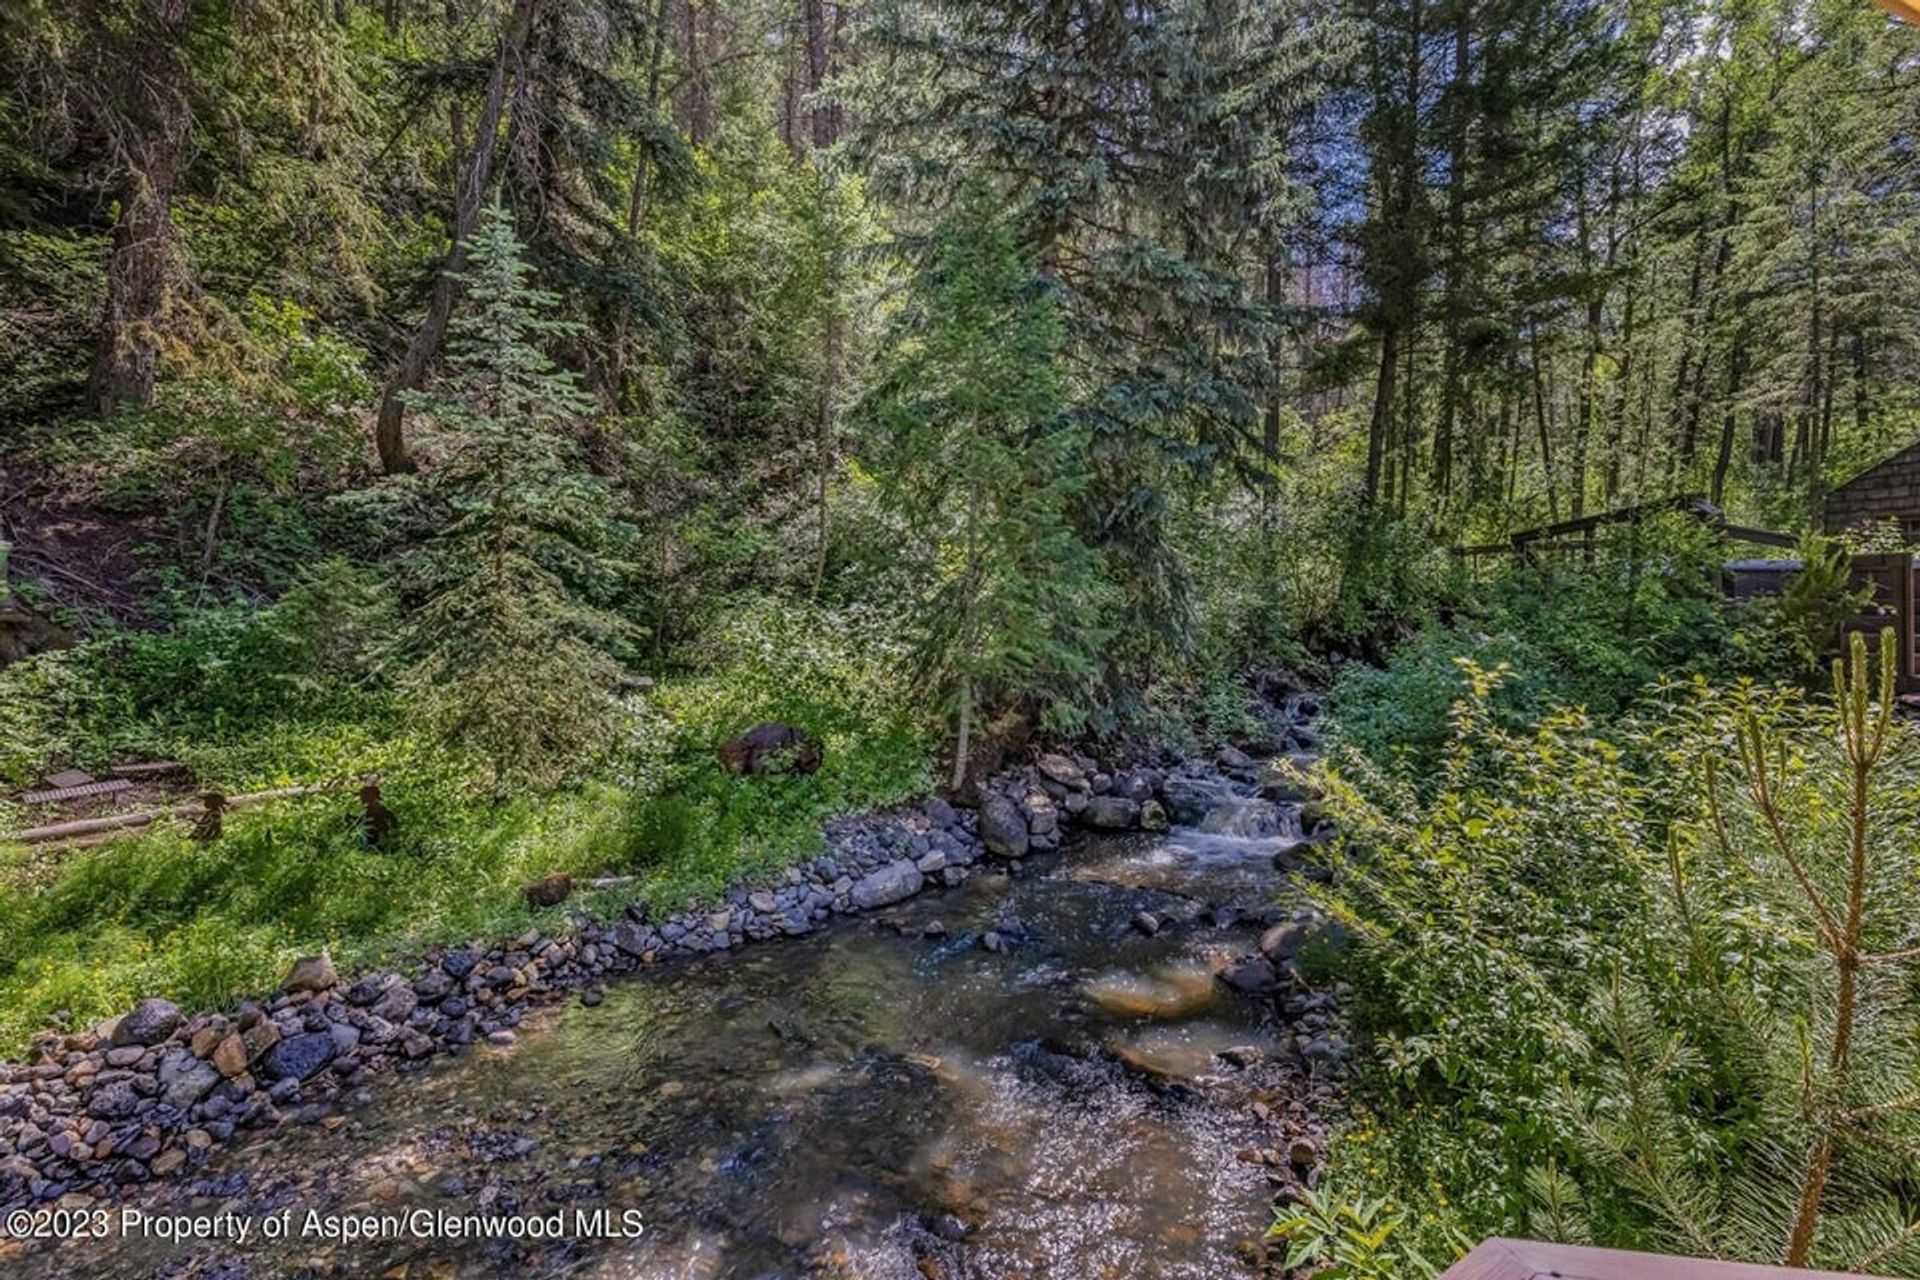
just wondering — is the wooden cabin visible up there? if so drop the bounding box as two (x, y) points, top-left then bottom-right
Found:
(1822, 440), (1920, 541)
(1822, 444), (1920, 693)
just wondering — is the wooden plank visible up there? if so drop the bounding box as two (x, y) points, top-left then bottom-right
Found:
(3, 808), (162, 843)
(1443, 1239), (1875, 1280)
(21, 778), (134, 805)
(1721, 524), (1796, 549)
(42, 769), (95, 790)
(107, 761), (190, 779)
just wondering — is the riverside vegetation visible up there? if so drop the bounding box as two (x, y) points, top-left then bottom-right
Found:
(4, 0), (1920, 1275)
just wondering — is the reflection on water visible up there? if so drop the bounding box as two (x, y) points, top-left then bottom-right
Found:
(23, 829), (1305, 1280)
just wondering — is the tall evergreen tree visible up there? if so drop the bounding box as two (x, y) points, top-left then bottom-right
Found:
(400, 202), (633, 787)
(862, 195), (1110, 789)
(851, 0), (1354, 715)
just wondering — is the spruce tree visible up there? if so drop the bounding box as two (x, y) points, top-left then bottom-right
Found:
(400, 202), (632, 789)
(850, 0), (1353, 713)
(862, 195), (1110, 790)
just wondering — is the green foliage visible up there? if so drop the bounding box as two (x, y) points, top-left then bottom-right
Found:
(1293, 502), (1463, 656)
(0, 597), (929, 1055)
(1269, 1184), (1448, 1279)
(1332, 516), (1737, 778)
(1732, 532), (1870, 681)
(861, 195), (1112, 774)
(398, 204), (636, 789)
(0, 560), (394, 788)
(1317, 633), (1920, 1272)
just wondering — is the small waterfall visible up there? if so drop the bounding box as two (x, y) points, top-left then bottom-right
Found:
(1194, 796), (1297, 841)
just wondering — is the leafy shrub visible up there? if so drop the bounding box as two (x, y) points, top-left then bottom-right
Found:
(1332, 514), (1739, 779)
(1731, 532), (1870, 682)
(1277, 493), (1462, 656)
(1270, 1184), (1449, 1279)
(1316, 635), (1920, 1272)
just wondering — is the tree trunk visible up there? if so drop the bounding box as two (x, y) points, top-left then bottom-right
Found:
(1709, 341), (1744, 507)
(811, 298), (840, 597)
(950, 478), (982, 793)
(606, 0), (671, 406)
(87, 0), (194, 419)
(1366, 325), (1399, 505)
(1530, 324), (1558, 522)
(804, 0), (837, 149)
(373, 0), (539, 474)
(1434, 0), (1470, 512)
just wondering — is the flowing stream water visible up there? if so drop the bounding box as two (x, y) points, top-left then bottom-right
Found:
(23, 797), (1319, 1280)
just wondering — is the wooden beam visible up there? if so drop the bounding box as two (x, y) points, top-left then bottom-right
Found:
(1442, 1239), (1874, 1280)
(1873, 0), (1920, 28)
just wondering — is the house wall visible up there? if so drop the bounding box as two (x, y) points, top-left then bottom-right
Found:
(1823, 441), (1920, 537)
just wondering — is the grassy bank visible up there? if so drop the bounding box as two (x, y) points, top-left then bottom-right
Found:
(0, 603), (931, 1057)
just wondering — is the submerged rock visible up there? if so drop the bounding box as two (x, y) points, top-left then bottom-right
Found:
(1084, 796), (1141, 830)
(1217, 956), (1280, 995)
(850, 862), (924, 910)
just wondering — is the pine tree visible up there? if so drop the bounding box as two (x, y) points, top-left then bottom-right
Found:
(861, 194), (1111, 789)
(850, 0), (1354, 713)
(400, 202), (633, 789)
(1574, 628), (1920, 1272)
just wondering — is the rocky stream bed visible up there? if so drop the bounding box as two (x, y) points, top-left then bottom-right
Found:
(1, 694), (1346, 1278)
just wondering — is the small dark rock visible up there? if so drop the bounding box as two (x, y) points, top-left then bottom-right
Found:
(112, 999), (182, 1048)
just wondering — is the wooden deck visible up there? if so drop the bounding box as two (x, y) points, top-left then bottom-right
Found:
(1442, 1239), (1871, 1280)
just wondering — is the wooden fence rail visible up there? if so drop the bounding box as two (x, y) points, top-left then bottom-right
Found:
(3, 780), (359, 848)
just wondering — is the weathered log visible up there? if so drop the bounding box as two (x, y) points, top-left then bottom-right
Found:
(1, 783), (335, 846)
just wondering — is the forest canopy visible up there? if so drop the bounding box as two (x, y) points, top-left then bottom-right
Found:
(6, 2), (1920, 1272)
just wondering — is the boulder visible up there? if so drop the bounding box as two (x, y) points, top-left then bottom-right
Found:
(522, 874), (572, 908)
(1035, 753), (1087, 791)
(1023, 794), (1059, 837)
(717, 722), (822, 776)
(86, 1080), (139, 1121)
(213, 1021), (282, 1078)
(259, 1032), (337, 1083)
(1215, 745), (1257, 776)
(850, 863), (924, 911)
(282, 954), (338, 994)
(1083, 796), (1141, 830)
(1259, 915), (1348, 960)
(978, 793), (1030, 859)
(345, 972), (399, 1006)
(1162, 775), (1229, 826)
(1217, 957), (1280, 995)
(1139, 799), (1169, 831)
(1259, 919), (1313, 959)
(159, 1056), (221, 1109)
(610, 921), (654, 957)
(1259, 759), (1318, 805)
(111, 998), (181, 1048)
(369, 983), (418, 1024)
